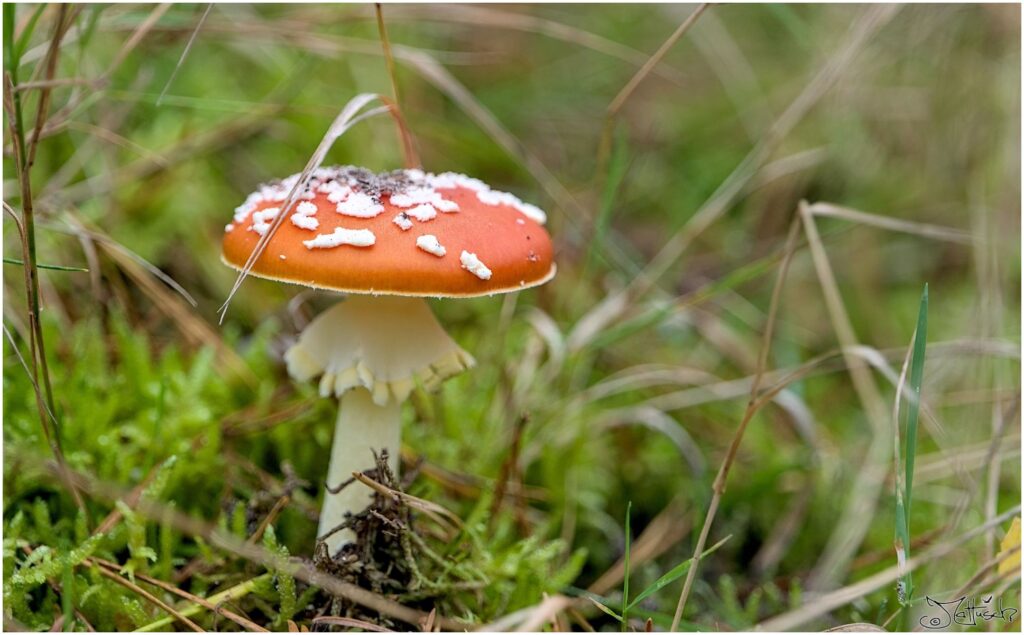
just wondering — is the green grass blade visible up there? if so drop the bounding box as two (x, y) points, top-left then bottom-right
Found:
(905, 284), (928, 516)
(626, 535), (731, 611)
(3, 5), (15, 75)
(13, 4), (46, 64)
(621, 500), (632, 631)
(895, 283), (928, 606)
(3, 258), (88, 272)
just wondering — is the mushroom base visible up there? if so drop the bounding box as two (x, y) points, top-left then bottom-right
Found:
(318, 387), (401, 552)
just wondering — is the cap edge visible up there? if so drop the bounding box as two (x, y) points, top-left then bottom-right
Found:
(219, 254), (556, 298)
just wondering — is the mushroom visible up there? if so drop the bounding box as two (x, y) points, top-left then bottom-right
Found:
(221, 166), (555, 553)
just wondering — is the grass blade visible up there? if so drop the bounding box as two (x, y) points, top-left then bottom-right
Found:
(621, 501), (632, 631)
(3, 257), (88, 272)
(584, 595), (623, 623)
(895, 284), (928, 605)
(905, 284), (928, 518)
(627, 535), (731, 611)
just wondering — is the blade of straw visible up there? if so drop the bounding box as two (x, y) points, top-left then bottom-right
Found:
(218, 93), (389, 322)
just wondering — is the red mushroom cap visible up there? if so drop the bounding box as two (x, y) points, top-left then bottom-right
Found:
(221, 167), (555, 297)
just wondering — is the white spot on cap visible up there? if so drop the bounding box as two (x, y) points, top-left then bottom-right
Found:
(303, 227), (376, 249)
(225, 223), (235, 232)
(460, 250), (492, 280)
(290, 214), (319, 230)
(335, 192), (384, 218)
(516, 202), (547, 224)
(416, 234), (446, 257)
(392, 214), (413, 231)
(516, 218), (525, 225)
(405, 204), (437, 222)
(391, 187), (459, 213)
(428, 172), (488, 192)
(477, 188), (547, 224)
(290, 200), (320, 230)
(250, 207), (281, 236)
(280, 254), (287, 260)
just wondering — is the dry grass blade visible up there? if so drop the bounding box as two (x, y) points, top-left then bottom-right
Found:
(807, 202), (973, 244)
(157, 3), (212, 106)
(669, 212), (802, 630)
(63, 120), (169, 167)
(104, 4), (171, 81)
(88, 558), (268, 632)
(757, 505), (1021, 631)
(26, 4), (72, 168)
(312, 616), (393, 632)
(799, 201), (894, 591)
(99, 237), (253, 382)
(350, 471), (463, 536)
(92, 564), (204, 632)
(1, 324), (58, 429)
(599, 3), (709, 167)
(218, 93), (389, 322)
(12, 77), (94, 92)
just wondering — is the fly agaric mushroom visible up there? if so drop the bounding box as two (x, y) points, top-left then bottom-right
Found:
(221, 166), (554, 552)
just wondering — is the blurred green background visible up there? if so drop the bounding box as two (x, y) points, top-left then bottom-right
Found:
(3, 3), (1021, 631)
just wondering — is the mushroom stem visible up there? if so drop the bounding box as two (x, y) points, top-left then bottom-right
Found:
(319, 387), (400, 551)
(285, 295), (474, 554)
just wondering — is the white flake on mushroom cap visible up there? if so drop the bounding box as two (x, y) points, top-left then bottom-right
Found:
(476, 189), (547, 224)
(392, 214), (413, 231)
(250, 207), (281, 236)
(389, 187), (459, 213)
(303, 227), (376, 249)
(460, 250), (492, 280)
(335, 192), (384, 218)
(405, 203), (437, 222)
(416, 234), (446, 257)
(290, 201), (320, 231)
(416, 170), (547, 224)
(230, 166), (548, 237)
(425, 172), (489, 192)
